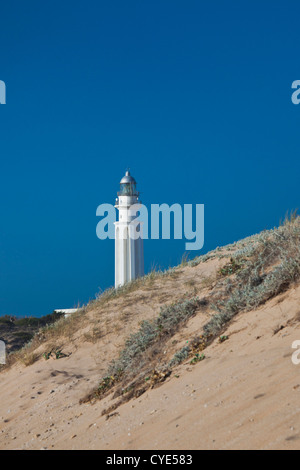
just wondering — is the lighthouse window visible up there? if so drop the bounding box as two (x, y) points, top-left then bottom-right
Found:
(120, 183), (137, 196)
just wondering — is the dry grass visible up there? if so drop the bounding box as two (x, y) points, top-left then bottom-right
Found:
(200, 275), (216, 289)
(2, 308), (88, 370)
(184, 279), (196, 288)
(16, 350), (39, 367)
(83, 327), (103, 343)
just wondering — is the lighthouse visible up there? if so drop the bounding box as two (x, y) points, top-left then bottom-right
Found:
(114, 170), (144, 288)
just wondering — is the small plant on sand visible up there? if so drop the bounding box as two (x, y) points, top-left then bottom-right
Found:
(218, 258), (245, 277)
(43, 351), (52, 360)
(190, 353), (205, 365)
(42, 348), (68, 360)
(97, 376), (116, 395)
(219, 335), (229, 343)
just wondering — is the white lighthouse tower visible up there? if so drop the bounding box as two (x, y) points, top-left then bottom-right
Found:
(114, 170), (144, 288)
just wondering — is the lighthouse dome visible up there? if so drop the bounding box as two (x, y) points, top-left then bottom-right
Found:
(120, 170), (136, 185)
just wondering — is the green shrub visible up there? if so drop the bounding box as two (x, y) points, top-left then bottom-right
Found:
(168, 346), (190, 367)
(204, 216), (300, 338)
(107, 297), (202, 380)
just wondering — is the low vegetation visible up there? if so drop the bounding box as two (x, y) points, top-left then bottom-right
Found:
(84, 214), (300, 408)
(204, 213), (300, 337)
(2, 213), (300, 416)
(82, 297), (207, 403)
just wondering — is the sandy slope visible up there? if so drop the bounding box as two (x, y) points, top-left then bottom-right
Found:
(1, 254), (300, 450)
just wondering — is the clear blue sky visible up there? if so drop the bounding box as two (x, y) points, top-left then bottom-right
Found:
(0, 0), (299, 317)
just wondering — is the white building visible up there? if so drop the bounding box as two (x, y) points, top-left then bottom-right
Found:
(54, 309), (78, 319)
(114, 170), (144, 288)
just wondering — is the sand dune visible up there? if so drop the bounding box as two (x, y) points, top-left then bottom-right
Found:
(1, 223), (300, 450)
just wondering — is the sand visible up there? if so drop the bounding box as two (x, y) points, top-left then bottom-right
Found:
(1, 255), (300, 450)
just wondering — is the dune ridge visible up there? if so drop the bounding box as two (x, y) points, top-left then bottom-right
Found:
(0, 216), (300, 450)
